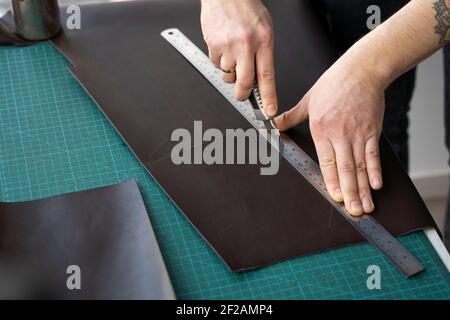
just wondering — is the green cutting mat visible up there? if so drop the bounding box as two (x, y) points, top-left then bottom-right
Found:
(0, 43), (449, 300)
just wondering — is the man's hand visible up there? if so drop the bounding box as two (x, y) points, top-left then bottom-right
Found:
(275, 52), (388, 216)
(200, 0), (278, 116)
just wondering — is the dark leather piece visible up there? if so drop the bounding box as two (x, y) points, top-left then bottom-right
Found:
(0, 180), (175, 299)
(49, 0), (436, 271)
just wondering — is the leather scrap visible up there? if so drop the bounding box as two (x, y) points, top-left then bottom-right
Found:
(43, 0), (437, 271)
(0, 180), (175, 299)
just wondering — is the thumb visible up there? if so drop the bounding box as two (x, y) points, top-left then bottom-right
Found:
(274, 92), (310, 132)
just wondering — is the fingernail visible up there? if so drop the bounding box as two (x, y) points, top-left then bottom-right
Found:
(371, 177), (382, 189)
(334, 188), (342, 200)
(362, 197), (372, 211)
(351, 201), (362, 213)
(267, 104), (275, 116)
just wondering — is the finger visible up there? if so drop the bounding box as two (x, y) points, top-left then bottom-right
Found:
(220, 54), (236, 83)
(209, 48), (221, 68)
(314, 138), (342, 202)
(353, 140), (374, 213)
(334, 143), (363, 216)
(234, 52), (255, 101)
(365, 135), (383, 190)
(274, 92), (310, 131)
(256, 47), (277, 117)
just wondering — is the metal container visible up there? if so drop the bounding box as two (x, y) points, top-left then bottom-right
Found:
(12, 0), (61, 41)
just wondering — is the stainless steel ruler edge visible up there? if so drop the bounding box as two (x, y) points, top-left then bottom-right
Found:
(161, 28), (425, 277)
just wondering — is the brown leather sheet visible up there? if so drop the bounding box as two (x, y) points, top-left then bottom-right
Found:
(48, 0), (436, 271)
(0, 180), (175, 299)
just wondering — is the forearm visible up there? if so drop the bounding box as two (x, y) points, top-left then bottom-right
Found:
(343, 0), (449, 88)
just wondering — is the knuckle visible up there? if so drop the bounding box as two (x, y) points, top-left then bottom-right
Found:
(206, 37), (221, 49)
(236, 30), (253, 44)
(238, 80), (254, 92)
(325, 181), (339, 191)
(258, 29), (274, 46)
(310, 118), (326, 134)
(345, 190), (359, 199)
(355, 161), (367, 172)
(335, 118), (356, 138)
(366, 148), (379, 159)
(364, 123), (378, 133)
(319, 157), (337, 169)
(338, 160), (355, 173)
(203, 34), (212, 45)
(344, 193), (359, 204)
(208, 51), (217, 59)
(222, 76), (234, 84)
(357, 183), (370, 195)
(368, 168), (381, 177)
(210, 58), (219, 67)
(223, 37), (233, 48)
(262, 93), (276, 103)
(336, 125), (350, 138)
(358, 189), (370, 199)
(259, 68), (275, 82)
(235, 94), (246, 102)
(235, 88), (249, 101)
(279, 111), (290, 125)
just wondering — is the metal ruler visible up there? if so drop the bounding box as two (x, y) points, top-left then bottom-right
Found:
(161, 28), (425, 277)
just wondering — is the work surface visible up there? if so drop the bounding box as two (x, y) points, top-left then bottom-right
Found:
(0, 43), (449, 299)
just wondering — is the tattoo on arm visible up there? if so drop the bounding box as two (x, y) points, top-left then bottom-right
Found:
(433, 0), (450, 44)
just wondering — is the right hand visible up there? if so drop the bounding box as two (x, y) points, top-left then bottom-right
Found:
(200, 0), (278, 117)
(275, 50), (386, 216)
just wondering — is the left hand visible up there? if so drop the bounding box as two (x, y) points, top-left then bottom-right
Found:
(275, 52), (389, 216)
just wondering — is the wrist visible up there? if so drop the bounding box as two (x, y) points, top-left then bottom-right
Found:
(342, 41), (396, 91)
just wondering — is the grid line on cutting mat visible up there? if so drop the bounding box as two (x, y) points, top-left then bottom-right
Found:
(0, 43), (449, 299)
